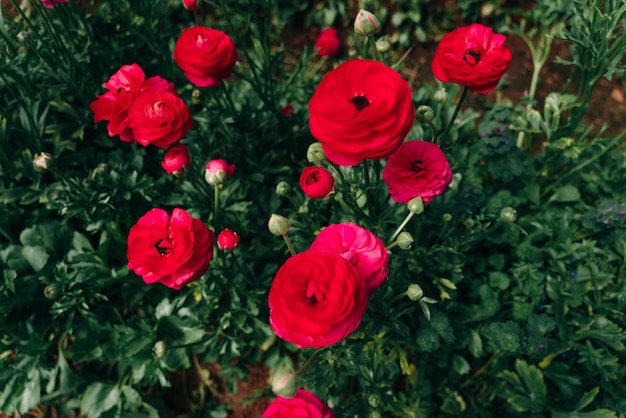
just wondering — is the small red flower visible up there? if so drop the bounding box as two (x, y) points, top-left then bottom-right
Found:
(299, 166), (335, 198)
(315, 28), (341, 57)
(431, 24), (512, 94)
(41, 0), (70, 8)
(161, 144), (190, 176)
(280, 104), (294, 118)
(205, 159), (235, 186)
(382, 140), (453, 204)
(182, 0), (197, 11)
(308, 59), (415, 166)
(262, 389), (334, 418)
(173, 26), (237, 88)
(217, 229), (240, 251)
(127, 208), (214, 290)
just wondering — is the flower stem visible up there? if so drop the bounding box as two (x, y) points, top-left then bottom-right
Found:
(387, 211), (415, 245)
(294, 350), (323, 378)
(367, 34), (381, 62)
(213, 185), (220, 229)
(282, 233), (296, 256)
(440, 87), (468, 145)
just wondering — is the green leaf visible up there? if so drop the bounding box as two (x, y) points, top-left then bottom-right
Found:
(550, 185), (581, 203)
(80, 382), (120, 418)
(468, 330), (483, 358)
(551, 409), (618, 418)
(575, 386), (600, 411)
(452, 355), (470, 375)
(21, 246), (49, 272)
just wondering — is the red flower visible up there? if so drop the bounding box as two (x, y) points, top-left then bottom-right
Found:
(90, 63), (177, 143)
(41, 0), (70, 8)
(217, 229), (240, 251)
(127, 208), (214, 290)
(315, 28), (341, 57)
(310, 222), (388, 296)
(262, 389), (334, 418)
(173, 26), (238, 88)
(161, 144), (190, 175)
(382, 140), (453, 204)
(299, 166), (335, 198)
(308, 58), (415, 166)
(268, 250), (368, 349)
(205, 159), (235, 186)
(431, 24), (512, 94)
(127, 90), (193, 148)
(280, 104), (294, 118)
(182, 0), (197, 11)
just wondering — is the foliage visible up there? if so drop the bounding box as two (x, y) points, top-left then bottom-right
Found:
(1, 0), (625, 416)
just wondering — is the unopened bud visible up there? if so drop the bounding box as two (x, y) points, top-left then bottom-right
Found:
(153, 341), (166, 358)
(354, 9), (380, 36)
(396, 232), (414, 249)
(407, 196), (424, 214)
(306, 142), (326, 165)
(17, 31), (30, 43)
(268, 214), (290, 236)
(191, 89), (201, 105)
(407, 284), (424, 301)
(33, 152), (55, 173)
(449, 172), (462, 189)
(416, 105), (434, 123)
(368, 393), (381, 408)
(376, 39), (390, 53)
(434, 88), (448, 103)
(442, 213), (452, 222)
(43, 284), (60, 300)
(275, 181), (291, 196)
(499, 207), (517, 223)
(270, 366), (298, 398)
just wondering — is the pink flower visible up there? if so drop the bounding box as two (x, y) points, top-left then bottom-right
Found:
(299, 166), (335, 198)
(217, 229), (240, 251)
(315, 28), (341, 57)
(161, 144), (190, 176)
(262, 389), (334, 418)
(310, 222), (388, 296)
(182, 0), (197, 11)
(205, 159), (235, 186)
(280, 105), (294, 118)
(382, 140), (453, 204)
(41, 0), (70, 8)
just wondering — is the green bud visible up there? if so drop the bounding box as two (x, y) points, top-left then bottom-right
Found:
(268, 214), (290, 236)
(17, 31), (30, 43)
(270, 366), (298, 398)
(396, 232), (414, 249)
(306, 142), (326, 165)
(298, 204), (309, 214)
(33, 152), (55, 173)
(449, 172), (462, 189)
(368, 393), (381, 408)
(376, 39), (390, 53)
(191, 89), (201, 105)
(407, 196), (424, 214)
(434, 88), (448, 103)
(369, 411), (382, 418)
(153, 341), (166, 358)
(275, 181), (290, 196)
(354, 9), (380, 36)
(499, 207), (517, 223)
(416, 105), (434, 123)
(407, 284), (424, 301)
(442, 213), (452, 222)
(43, 284), (60, 300)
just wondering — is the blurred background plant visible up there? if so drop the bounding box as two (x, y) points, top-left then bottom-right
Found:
(1, 0), (625, 417)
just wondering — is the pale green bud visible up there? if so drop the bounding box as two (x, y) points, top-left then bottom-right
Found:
(275, 181), (290, 196)
(306, 142), (326, 165)
(396, 232), (414, 249)
(376, 39), (391, 53)
(33, 152), (55, 173)
(499, 207), (517, 223)
(354, 9), (380, 36)
(43, 284), (60, 300)
(442, 213), (452, 222)
(270, 366), (298, 398)
(368, 393), (381, 408)
(407, 284), (424, 301)
(416, 105), (434, 123)
(191, 89), (201, 105)
(434, 88), (448, 103)
(407, 196), (424, 214)
(268, 214), (290, 236)
(153, 341), (166, 358)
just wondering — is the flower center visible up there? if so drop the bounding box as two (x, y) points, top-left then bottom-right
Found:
(350, 95), (370, 111)
(463, 49), (481, 66)
(305, 170), (320, 185)
(305, 281), (324, 304)
(411, 159), (424, 172)
(154, 237), (175, 255)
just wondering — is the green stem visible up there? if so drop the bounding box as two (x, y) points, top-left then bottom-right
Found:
(440, 87), (468, 145)
(367, 34), (381, 61)
(294, 349), (323, 378)
(307, 56), (328, 79)
(387, 211), (415, 245)
(282, 233), (296, 256)
(213, 185), (220, 230)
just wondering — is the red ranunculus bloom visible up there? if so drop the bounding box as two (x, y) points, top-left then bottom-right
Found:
(182, 0), (197, 11)
(382, 140), (453, 204)
(262, 389), (334, 418)
(315, 28), (341, 57)
(268, 250), (368, 349)
(41, 0), (70, 8)
(173, 26), (238, 88)
(127, 90), (193, 148)
(90, 63), (177, 143)
(310, 222), (388, 296)
(127, 208), (214, 290)
(299, 166), (335, 198)
(161, 144), (190, 175)
(217, 229), (240, 251)
(308, 58), (415, 166)
(431, 24), (512, 94)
